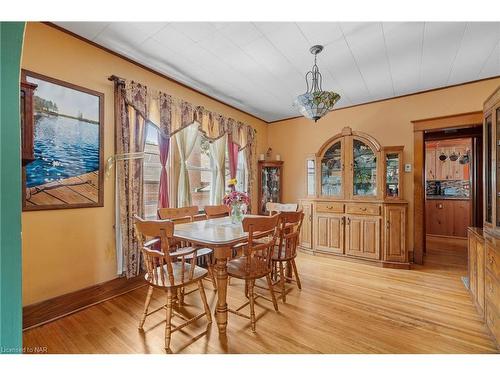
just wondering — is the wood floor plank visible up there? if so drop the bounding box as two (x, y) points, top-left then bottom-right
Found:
(22, 242), (499, 354)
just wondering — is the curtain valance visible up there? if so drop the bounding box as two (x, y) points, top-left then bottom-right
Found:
(118, 79), (256, 150)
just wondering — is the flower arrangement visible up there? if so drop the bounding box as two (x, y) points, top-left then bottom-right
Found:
(228, 178), (238, 188)
(223, 190), (250, 208)
(223, 187), (250, 224)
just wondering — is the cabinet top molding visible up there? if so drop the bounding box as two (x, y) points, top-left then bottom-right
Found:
(316, 126), (382, 157)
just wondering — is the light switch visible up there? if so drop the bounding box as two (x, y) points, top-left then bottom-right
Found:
(404, 164), (412, 172)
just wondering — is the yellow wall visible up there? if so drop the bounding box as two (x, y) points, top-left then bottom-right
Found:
(267, 77), (500, 253)
(21, 22), (268, 305)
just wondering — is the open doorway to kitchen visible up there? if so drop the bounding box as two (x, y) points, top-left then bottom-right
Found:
(413, 111), (483, 265)
(423, 128), (482, 270)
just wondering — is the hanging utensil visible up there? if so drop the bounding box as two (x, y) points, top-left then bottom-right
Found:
(459, 150), (470, 165)
(449, 148), (459, 162)
(439, 150), (447, 161)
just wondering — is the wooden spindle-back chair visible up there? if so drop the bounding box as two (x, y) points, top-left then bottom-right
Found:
(134, 217), (212, 353)
(266, 202), (298, 215)
(157, 206), (217, 290)
(226, 214), (281, 332)
(272, 211), (304, 302)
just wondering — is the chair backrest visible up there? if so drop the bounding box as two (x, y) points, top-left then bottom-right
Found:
(158, 206), (199, 222)
(204, 204), (231, 219)
(266, 202), (298, 215)
(241, 214), (281, 274)
(275, 211), (304, 260)
(134, 216), (197, 287)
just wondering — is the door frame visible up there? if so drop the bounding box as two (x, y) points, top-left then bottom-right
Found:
(0, 22), (25, 352)
(412, 111), (482, 264)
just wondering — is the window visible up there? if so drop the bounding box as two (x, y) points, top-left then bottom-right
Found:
(143, 122), (162, 219)
(186, 134), (214, 207)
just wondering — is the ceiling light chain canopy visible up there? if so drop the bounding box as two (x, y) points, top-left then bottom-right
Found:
(294, 45), (340, 122)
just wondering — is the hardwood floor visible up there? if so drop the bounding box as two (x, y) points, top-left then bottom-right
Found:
(23, 240), (499, 354)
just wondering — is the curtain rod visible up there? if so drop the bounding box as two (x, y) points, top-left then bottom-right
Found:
(108, 75), (126, 84)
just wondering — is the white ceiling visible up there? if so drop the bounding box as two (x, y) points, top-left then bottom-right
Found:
(54, 22), (500, 122)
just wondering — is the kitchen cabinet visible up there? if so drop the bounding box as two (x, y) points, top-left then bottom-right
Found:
(426, 199), (471, 238)
(299, 200), (313, 249)
(426, 148), (436, 181)
(384, 204), (407, 263)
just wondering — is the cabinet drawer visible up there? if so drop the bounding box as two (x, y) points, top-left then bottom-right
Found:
(485, 300), (500, 345)
(486, 244), (500, 280)
(316, 202), (344, 214)
(346, 203), (380, 216)
(486, 271), (500, 312)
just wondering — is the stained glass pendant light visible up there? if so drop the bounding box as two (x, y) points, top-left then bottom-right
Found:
(294, 45), (340, 122)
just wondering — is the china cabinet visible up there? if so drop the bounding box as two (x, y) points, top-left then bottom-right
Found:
(257, 160), (283, 215)
(466, 85), (500, 349)
(298, 127), (409, 269)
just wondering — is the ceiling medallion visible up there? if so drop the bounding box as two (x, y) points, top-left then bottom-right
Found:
(294, 45), (340, 122)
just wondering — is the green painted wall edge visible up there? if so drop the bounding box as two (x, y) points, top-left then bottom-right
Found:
(0, 21), (25, 354)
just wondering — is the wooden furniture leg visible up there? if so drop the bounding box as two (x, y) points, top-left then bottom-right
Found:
(139, 285), (154, 329)
(207, 255), (218, 290)
(215, 247), (230, 335)
(279, 261), (286, 302)
(291, 259), (302, 290)
(165, 289), (173, 353)
(198, 280), (212, 323)
(249, 280), (256, 333)
(266, 274), (279, 312)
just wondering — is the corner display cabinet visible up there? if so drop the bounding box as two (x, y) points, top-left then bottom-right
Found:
(298, 127), (409, 268)
(257, 160), (283, 215)
(466, 85), (500, 349)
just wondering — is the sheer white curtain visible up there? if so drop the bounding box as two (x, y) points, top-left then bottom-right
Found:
(236, 150), (248, 192)
(176, 122), (199, 207)
(209, 134), (227, 205)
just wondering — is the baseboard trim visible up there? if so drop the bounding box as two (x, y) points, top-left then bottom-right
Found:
(23, 274), (147, 331)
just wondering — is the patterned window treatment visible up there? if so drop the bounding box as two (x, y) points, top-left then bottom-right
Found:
(111, 77), (257, 277)
(157, 131), (170, 210)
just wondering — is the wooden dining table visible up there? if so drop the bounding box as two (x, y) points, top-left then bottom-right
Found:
(173, 215), (260, 335)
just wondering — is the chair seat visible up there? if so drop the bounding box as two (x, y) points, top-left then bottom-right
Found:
(145, 262), (208, 288)
(227, 256), (270, 280)
(178, 247), (213, 260)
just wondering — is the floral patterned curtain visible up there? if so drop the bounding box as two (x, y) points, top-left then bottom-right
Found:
(113, 78), (257, 277)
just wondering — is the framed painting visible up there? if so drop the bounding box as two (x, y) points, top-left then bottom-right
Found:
(22, 70), (104, 210)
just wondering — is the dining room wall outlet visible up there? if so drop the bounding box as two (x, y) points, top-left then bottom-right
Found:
(404, 164), (412, 172)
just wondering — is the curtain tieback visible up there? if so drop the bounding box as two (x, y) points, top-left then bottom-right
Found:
(105, 152), (145, 177)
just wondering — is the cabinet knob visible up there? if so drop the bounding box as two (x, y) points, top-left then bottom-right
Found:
(347, 217), (351, 225)
(361, 207), (367, 211)
(386, 220), (390, 229)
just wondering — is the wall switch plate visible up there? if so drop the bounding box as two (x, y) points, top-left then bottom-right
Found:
(404, 163), (412, 172)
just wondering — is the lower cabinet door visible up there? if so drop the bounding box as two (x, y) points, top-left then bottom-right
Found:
(299, 202), (313, 249)
(345, 216), (364, 257)
(315, 214), (344, 253)
(476, 241), (485, 313)
(328, 215), (345, 254)
(384, 205), (406, 262)
(345, 215), (380, 259)
(361, 216), (381, 260)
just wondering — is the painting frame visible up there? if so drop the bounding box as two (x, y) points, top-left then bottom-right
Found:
(21, 70), (104, 211)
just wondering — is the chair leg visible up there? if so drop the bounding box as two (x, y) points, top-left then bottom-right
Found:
(291, 259), (302, 290)
(177, 287), (184, 306)
(248, 280), (256, 333)
(245, 280), (249, 298)
(279, 261), (286, 302)
(207, 258), (217, 290)
(266, 274), (279, 312)
(165, 289), (174, 353)
(139, 285), (154, 330)
(198, 280), (212, 324)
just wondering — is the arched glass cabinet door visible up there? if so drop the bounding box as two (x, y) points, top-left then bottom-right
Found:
(320, 139), (343, 197)
(352, 139), (377, 197)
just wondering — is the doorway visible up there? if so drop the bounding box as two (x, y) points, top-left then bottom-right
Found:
(412, 111), (483, 264)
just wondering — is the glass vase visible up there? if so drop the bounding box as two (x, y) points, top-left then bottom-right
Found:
(231, 203), (244, 224)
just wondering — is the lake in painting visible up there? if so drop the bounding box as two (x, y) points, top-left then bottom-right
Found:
(24, 74), (102, 208)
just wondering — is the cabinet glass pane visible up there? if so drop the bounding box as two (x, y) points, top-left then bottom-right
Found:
(385, 152), (400, 197)
(497, 109), (500, 226)
(353, 139), (377, 196)
(321, 141), (342, 196)
(486, 115), (493, 223)
(306, 159), (315, 196)
(261, 166), (280, 214)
